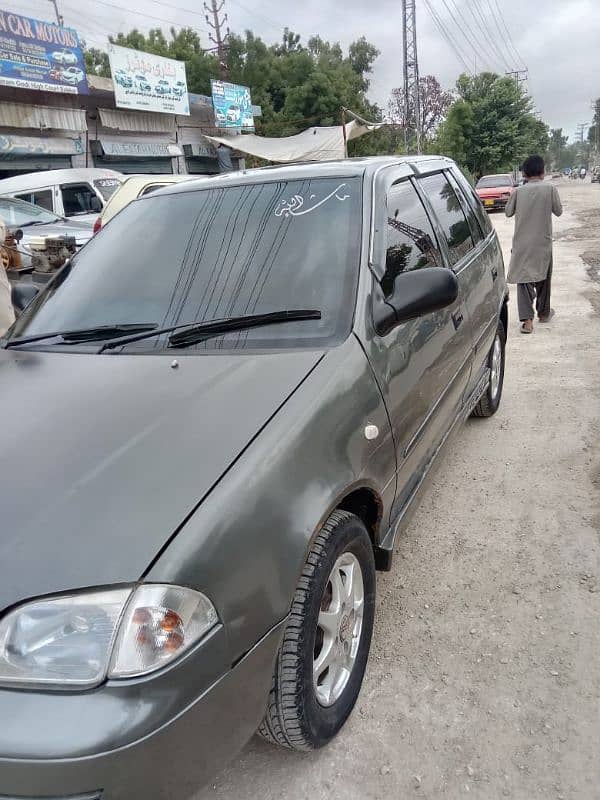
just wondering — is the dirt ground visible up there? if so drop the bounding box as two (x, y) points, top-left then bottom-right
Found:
(197, 181), (600, 800)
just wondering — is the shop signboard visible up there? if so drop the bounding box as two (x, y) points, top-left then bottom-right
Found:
(108, 44), (189, 116)
(0, 9), (88, 94)
(211, 80), (254, 130)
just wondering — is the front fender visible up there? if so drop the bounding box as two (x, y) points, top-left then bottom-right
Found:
(146, 335), (396, 664)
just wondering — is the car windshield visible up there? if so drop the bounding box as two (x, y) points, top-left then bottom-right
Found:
(12, 177), (362, 352)
(477, 176), (513, 188)
(0, 196), (61, 226)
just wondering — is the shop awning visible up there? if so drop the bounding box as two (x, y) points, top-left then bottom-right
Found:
(95, 139), (182, 158)
(0, 134), (84, 157)
(98, 108), (175, 134)
(0, 103), (87, 132)
(205, 120), (383, 163)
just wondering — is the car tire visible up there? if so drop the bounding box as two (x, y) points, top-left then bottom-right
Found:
(472, 319), (506, 418)
(258, 510), (376, 751)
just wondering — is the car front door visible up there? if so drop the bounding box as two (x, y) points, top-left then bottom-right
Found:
(365, 172), (474, 520)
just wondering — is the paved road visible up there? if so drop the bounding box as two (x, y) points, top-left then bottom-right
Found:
(197, 180), (600, 800)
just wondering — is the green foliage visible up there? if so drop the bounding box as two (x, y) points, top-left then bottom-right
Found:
(434, 72), (549, 177)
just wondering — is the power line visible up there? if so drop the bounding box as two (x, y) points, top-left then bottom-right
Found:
(490, 0), (526, 69)
(421, 0), (474, 75)
(465, 0), (513, 72)
(439, 0), (494, 72)
(483, 0), (523, 71)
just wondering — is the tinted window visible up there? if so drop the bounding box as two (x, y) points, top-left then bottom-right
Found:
(420, 173), (474, 267)
(61, 183), (99, 216)
(94, 177), (122, 201)
(14, 178), (362, 351)
(15, 190), (54, 212)
(446, 171), (483, 244)
(452, 169), (493, 236)
(382, 180), (442, 298)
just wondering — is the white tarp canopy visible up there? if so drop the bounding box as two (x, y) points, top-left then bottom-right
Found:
(205, 119), (383, 163)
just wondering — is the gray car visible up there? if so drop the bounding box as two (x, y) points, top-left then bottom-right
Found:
(0, 156), (507, 799)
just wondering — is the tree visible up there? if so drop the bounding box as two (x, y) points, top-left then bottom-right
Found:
(434, 72), (549, 176)
(548, 128), (568, 170)
(387, 75), (453, 141)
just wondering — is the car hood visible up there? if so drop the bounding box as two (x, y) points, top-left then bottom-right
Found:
(0, 347), (323, 612)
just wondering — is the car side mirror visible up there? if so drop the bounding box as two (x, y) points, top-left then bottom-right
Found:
(11, 282), (40, 315)
(373, 267), (459, 336)
(90, 196), (102, 213)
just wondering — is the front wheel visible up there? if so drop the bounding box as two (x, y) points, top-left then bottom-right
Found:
(472, 319), (506, 418)
(259, 510), (376, 750)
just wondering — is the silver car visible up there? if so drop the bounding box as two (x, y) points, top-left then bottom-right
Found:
(0, 195), (93, 269)
(0, 157), (507, 799)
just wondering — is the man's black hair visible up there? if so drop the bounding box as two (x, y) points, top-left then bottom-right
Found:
(522, 155), (545, 178)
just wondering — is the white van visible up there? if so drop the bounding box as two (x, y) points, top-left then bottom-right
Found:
(0, 168), (123, 225)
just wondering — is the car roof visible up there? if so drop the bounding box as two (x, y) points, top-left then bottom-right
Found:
(0, 168), (123, 193)
(100, 174), (196, 224)
(478, 173), (513, 180)
(155, 156), (458, 198)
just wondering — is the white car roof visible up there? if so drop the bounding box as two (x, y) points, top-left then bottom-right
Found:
(0, 168), (123, 194)
(100, 174), (196, 225)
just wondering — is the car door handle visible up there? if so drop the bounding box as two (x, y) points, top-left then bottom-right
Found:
(452, 310), (464, 330)
(491, 265), (498, 282)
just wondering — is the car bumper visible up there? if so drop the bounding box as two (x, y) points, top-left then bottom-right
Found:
(0, 621), (284, 800)
(481, 198), (509, 211)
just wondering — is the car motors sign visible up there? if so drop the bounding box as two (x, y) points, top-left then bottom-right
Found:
(211, 80), (254, 130)
(108, 45), (189, 116)
(0, 10), (88, 94)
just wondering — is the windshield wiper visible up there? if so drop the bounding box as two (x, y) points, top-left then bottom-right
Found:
(98, 310), (322, 353)
(5, 323), (158, 349)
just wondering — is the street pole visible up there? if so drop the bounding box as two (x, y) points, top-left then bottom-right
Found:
(341, 108), (348, 159)
(49, 0), (63, 26)
(205, 0), (230, 79)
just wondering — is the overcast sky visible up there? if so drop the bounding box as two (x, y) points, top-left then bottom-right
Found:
(11, 0), (600, 139)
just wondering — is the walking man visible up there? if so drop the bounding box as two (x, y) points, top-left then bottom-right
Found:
(505, 155), (563, 334)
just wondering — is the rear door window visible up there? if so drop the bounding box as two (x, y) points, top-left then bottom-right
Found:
(15, 190), (54, 212)
(452, 169), (493, 236)
(446, 171), (484, 244)
(419, 173), (474, 267)
(383, 180), (442, 298)
(60, 183), (100, 216)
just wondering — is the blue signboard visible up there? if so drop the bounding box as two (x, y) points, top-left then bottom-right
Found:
(0, 9), (88, 95)
(211, 80), (254, 130)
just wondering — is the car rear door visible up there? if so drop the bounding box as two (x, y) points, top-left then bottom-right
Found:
(446, 167), (505, 389)
(364, 169), (474, 519)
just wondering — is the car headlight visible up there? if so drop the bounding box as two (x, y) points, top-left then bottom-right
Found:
(0, 585), (218, 690)
(501, 192), (511, 199)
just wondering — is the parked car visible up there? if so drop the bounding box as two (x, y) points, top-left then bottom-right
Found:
(0, 196), (93, 268)
(155, 79), (171, 94)
(61, 66), (85, 84)
(0, 168), (123, 224)
(134, 74), (152, 92)
(114, 69), (133, 89)
(51, 48), (77, 65)
(93, 174), (196, 233)
(0, 156), (507, 799)
(591, 166), (600, 183)
(475, 173), (517, 211)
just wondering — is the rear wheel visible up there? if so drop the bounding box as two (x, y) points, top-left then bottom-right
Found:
(472, 320), (506, 418)
(259, 510), (375, 750)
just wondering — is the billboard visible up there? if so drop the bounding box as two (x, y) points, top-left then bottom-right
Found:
(108, 45), (189, 116)
(211, 80), (254, 130)
(0, 9), (88, 94)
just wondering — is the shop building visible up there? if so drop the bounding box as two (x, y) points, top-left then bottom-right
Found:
(0, 76), (252, 178)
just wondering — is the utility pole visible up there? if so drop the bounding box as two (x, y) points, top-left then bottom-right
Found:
(505, 68), (528, 90)
(49, 0), (64, 26)
(204, 0), (230, 79)
(576, 122), (589, 168)
(402, 0), (421, 154)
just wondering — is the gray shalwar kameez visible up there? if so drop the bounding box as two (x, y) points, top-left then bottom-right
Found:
(505, 180), (563, 321)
